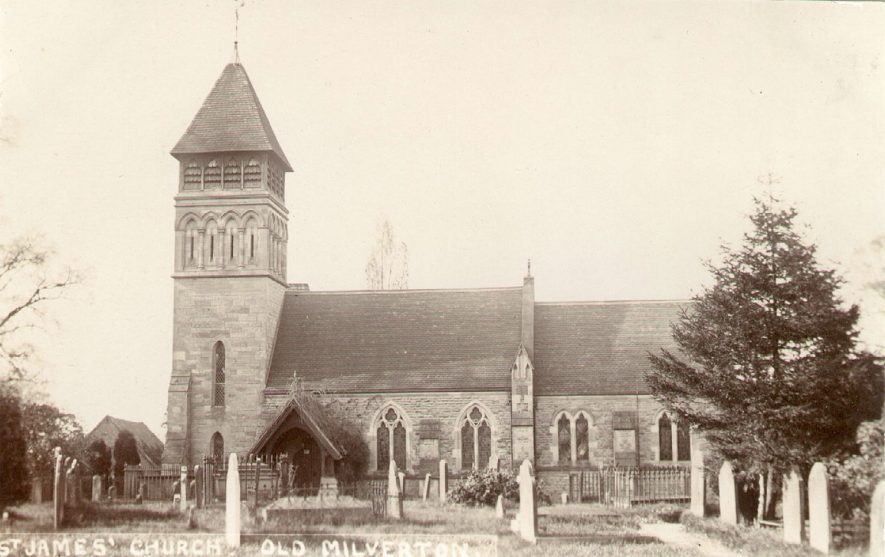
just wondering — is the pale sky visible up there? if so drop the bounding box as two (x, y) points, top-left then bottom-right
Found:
(1, 1), (883, 437)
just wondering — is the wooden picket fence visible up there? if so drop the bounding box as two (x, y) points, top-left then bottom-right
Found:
(569, 466), (690, 507)
(123, 463), (190, 500)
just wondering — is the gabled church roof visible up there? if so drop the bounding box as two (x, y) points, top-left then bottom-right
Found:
(533, 300), (685, 396)
(171, 63), (292, 171)
(266, 288), (523, 392)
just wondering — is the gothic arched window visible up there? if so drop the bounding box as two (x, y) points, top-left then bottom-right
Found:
(557, 414), (571, 464)
(210, 432), (224, 462)
(658, 413), (673, 461)
(575, 414), (590, 462)
(212, 341), (225, 407)
(676, 420), (691, 461)
(376, 407), (407, 470)
(459, 405), (492, 470)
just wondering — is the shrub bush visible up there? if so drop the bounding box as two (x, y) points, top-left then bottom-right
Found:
(826, 420), (883, 521)
(449, 469), (518, 507)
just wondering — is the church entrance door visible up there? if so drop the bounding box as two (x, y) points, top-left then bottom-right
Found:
(273, 427), (321, 492)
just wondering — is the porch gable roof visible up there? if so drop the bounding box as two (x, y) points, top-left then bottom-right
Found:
(250, 398), (344, 460)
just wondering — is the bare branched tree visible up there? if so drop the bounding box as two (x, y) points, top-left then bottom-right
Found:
(365, 219), (408, 290)
(0, 236), (79, 382)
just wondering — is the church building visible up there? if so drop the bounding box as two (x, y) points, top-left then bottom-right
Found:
(162, 62), (691, 496)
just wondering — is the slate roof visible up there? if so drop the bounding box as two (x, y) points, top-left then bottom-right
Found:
(266, 288), (523, 392)
(84, 416), (165, 467)
(533, 300), (685, 396)
(171, 63), (292, 171)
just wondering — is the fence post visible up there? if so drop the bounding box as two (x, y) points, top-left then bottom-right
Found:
(53, 450), (64, 530)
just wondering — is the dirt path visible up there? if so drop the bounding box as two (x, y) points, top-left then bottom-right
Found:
(639, 522), (741, 557)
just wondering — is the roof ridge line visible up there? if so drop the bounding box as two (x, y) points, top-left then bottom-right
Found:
(536, 299), (690, 306)
(285, 286), (522, 295)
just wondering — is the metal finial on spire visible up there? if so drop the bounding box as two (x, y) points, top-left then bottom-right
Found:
(233, 1), (243, 64)
(527, 259), (532, 278)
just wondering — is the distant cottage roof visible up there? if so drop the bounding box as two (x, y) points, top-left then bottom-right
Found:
(266, 287), (686, 396)
(267, 288), (523, 392)
(84, 416), (164, 467)
(171, 63), (292, 171)
(533, 300), (684, 396)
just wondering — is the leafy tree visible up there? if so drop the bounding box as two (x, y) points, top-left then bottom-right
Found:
(84, 439), (112, 478)
(0, 384), (30, 509)
(365, 220), (409, 290)
(826, 420), (883, 521)
(112, 429), (141, 482)
(647, 197), (882, 476)
(20, 401), (83, 480)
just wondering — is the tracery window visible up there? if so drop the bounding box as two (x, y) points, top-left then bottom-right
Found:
(657, 412), (691, 462)
(212, 341), (225, 407)
(210, 432), (224, 462)
(575, 414), (589, 462)
(557, 414), (571, 464)
(553, 411), (593, 464)
(658, 413), (672, 461)
(460, 405), (492, 470)
(376, 407), (407, 470)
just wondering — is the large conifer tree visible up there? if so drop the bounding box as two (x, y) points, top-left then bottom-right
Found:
(647, 198), (882, 473)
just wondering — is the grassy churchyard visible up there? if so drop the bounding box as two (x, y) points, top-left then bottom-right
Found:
(0, 500), (871, 557)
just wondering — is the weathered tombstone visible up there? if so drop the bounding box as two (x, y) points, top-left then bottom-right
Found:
(180, 466), (188, 512)
(52, 451), (64, 530)
(108, 485), (116, 501)
(495, 494), (504, 519)
(194, 465), (203, 507)
(870, 480), (885, 557)
(422, 473), (431, 501)
(172, 479), (181, 505)
(438, 460), (448, 503)
(92, 475), (102, 502)
(387, 461), (403, 519)
(513, 460), (537, 543)
(63, 457), (72, 504)
(783, 466), (806, 544)
(690, 429), (705, 517)
(718, 460), (738, 525)
(225, 453), (241, 548)
(808, 462), (831, 554)
(560, 492), (568, 505)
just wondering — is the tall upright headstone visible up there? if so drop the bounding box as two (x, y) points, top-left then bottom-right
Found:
(690, 429), (705, 517)
(52, 451), (64, 530)
(194, 465), (203, 508)
(513, 460), (537, 543)
(92, 475), (102, 502)
(718, 460), (738, 525)
(438, 460), (448, 503)
(225, 453), (241, 549)
(870, 480), (885, 557)
(422, 473), (431, 501)
(397, 471), (406, 498)
(495, 494), (504, 519)
(808, 462), (831, 554)
(783, 466), (806, 545)
(387, 461), (403, 519)
(180, 466), (188, 512)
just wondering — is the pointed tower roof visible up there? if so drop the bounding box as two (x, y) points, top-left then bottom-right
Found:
(172, 63), (292, 171)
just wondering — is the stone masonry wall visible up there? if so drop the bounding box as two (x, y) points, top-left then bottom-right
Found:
(263, 391), (512, 476)
(163, 276), (285, 464)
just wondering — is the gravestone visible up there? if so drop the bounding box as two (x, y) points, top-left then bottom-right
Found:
(422, 473), (431, 501)
(189, 480), (196, 501)
(870, 480), (885, 557)
(718, 460), (738, 525)
(439, 460), (448, 503)
(180, 466), (188, 512)
(495, 494), (504, 519)
(397, 471), (406, 498)
(92, 475), (102, 502)
(63, 457), (72, 504)
(387, 461), (403, 519)
(194, 465), (202, 507)
(172, 480), (181, 505)
(225, 453), (241, 548)
(52, 452), (64, 530)
(690, 429), (705, 517)
(513, 460), (537, 543)
(560, 492), (568, 505)
(108, 485), (116, 501)
(808, 462), (831, 554)
(783, 466), (806, 545)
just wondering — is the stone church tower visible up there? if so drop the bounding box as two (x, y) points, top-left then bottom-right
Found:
(163, 62), (291, 464)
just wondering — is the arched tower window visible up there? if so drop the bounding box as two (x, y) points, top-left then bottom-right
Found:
(206, 222), (218, 264)
(244, 158), (261, 187)
(183, 161), (202, 191)
(223, 159), (241, 189)
(459, 405), (492, 470)
(204, 159), (221, 187)
(225, 221), (237, 266)
(658, 413), (673, 461)
(245, 218), (258, 263)
(212, 341), (225, 407)
(376, 406), (407, 470)
(557, 414), (571, 464)
(210, 432), (224, 462)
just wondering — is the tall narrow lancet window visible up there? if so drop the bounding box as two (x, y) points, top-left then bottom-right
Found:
(376, 407), (407, 470)
(212, 341), (225, 407)
(210, 432), (224, 463)
(557, 414), (571, 464)
(575, 414), (590, 462)
(459, 405), (492, 470)
(676, 421), (691, 461)
(658, 413), (673, 461)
